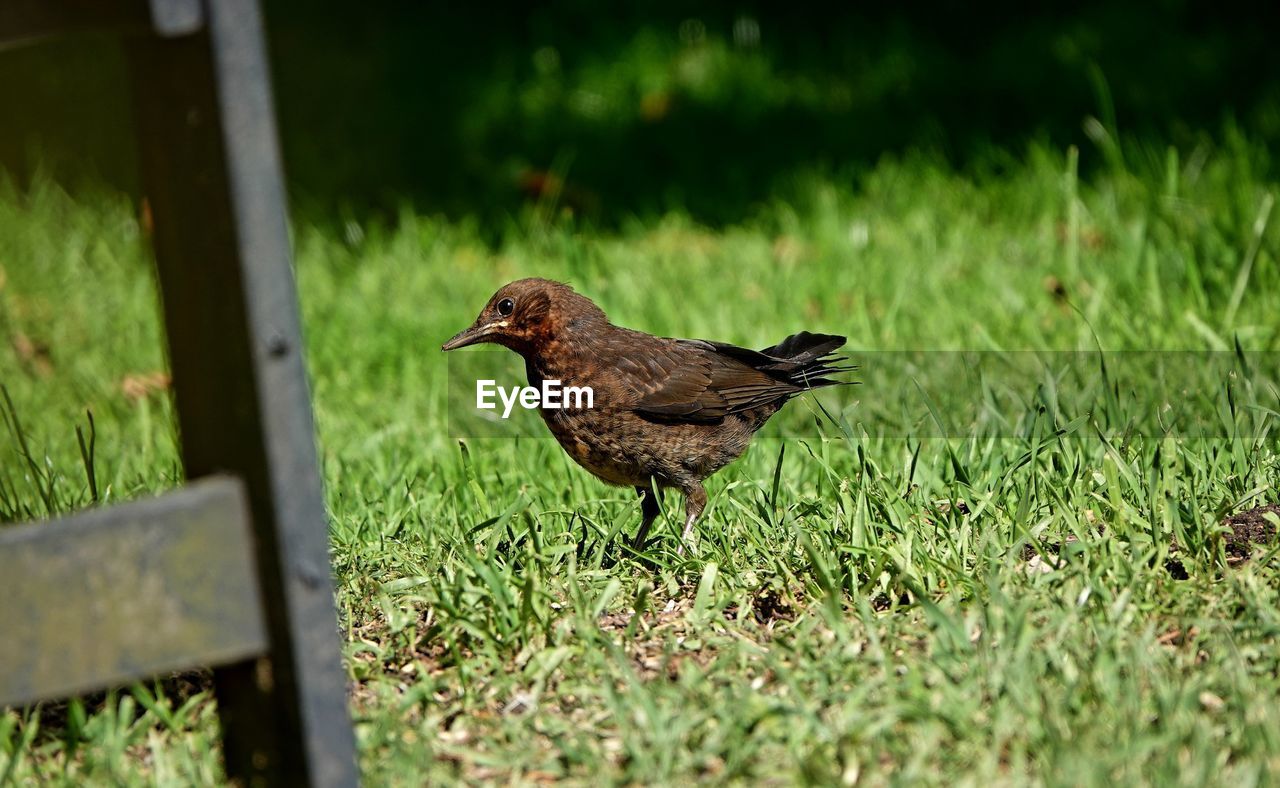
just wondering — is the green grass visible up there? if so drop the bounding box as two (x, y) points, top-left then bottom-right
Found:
(2, 132), (1279, 785)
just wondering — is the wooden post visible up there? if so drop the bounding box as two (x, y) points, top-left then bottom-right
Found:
(127, 1), (356, 783)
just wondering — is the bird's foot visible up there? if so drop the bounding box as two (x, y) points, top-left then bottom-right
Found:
(677, 511), (699, 556)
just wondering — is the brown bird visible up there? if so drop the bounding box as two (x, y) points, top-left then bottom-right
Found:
(442, 278), (852, 553)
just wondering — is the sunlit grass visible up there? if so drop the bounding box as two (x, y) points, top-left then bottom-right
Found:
(2, 134), (1279, 784)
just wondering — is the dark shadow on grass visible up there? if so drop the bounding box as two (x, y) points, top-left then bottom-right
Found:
(2, 2), (1278, 229)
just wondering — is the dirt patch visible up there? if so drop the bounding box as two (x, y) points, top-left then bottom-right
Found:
(120, 371), (171, 402)
(1163, 556), (1190, 580)
(11, 332), (53, 377)
(596, 588), (800, 682)
(597, 596), (718, 682)
(1222, 505), (1279, 561)
(597, 594), (694, 637)
(1020, 506), (1278, 578)
(1020, 535), (1078, 562)
(1168, 504), (1280, 574)
(749, 587), (798, 626)
(11, 670), (212, 731)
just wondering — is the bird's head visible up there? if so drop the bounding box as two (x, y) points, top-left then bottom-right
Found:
(442, 278), (607, 356)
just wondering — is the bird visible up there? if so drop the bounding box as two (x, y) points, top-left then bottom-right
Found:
(442, 278), (853, 553)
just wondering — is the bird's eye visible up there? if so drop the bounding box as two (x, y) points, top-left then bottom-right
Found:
(497, 298), (515, 317)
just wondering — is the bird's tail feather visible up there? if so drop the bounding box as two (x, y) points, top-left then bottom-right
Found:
(708, 331), (856, 390)
(760, 331), (844, 363)
(768, 332), (855, 390)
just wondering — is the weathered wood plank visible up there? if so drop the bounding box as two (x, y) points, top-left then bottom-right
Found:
(0, 476), (266, 708)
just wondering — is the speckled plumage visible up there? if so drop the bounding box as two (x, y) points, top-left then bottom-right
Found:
(443, 278), (852, 551)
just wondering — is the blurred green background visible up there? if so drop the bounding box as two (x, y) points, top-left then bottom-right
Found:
(3, 1), (1278, 226)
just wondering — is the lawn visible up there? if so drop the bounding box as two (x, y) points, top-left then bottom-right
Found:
(2, 134), (1279, 785)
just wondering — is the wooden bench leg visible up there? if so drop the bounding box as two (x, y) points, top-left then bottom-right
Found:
(0, 478), (266, 709)
(127, 2), (356, 784)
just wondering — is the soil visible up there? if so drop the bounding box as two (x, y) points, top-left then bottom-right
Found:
(1221, 504), (1280, 561)
(1020, 504), (1278, 577)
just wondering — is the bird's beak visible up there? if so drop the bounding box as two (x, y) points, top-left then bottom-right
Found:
(441, 320), (506, 351)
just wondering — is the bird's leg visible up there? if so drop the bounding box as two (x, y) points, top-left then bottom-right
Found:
(677, 483), (707, 557)
(630, 484), (661, 550)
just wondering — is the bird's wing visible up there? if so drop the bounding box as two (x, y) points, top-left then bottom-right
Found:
(614, 337), (799, 424)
